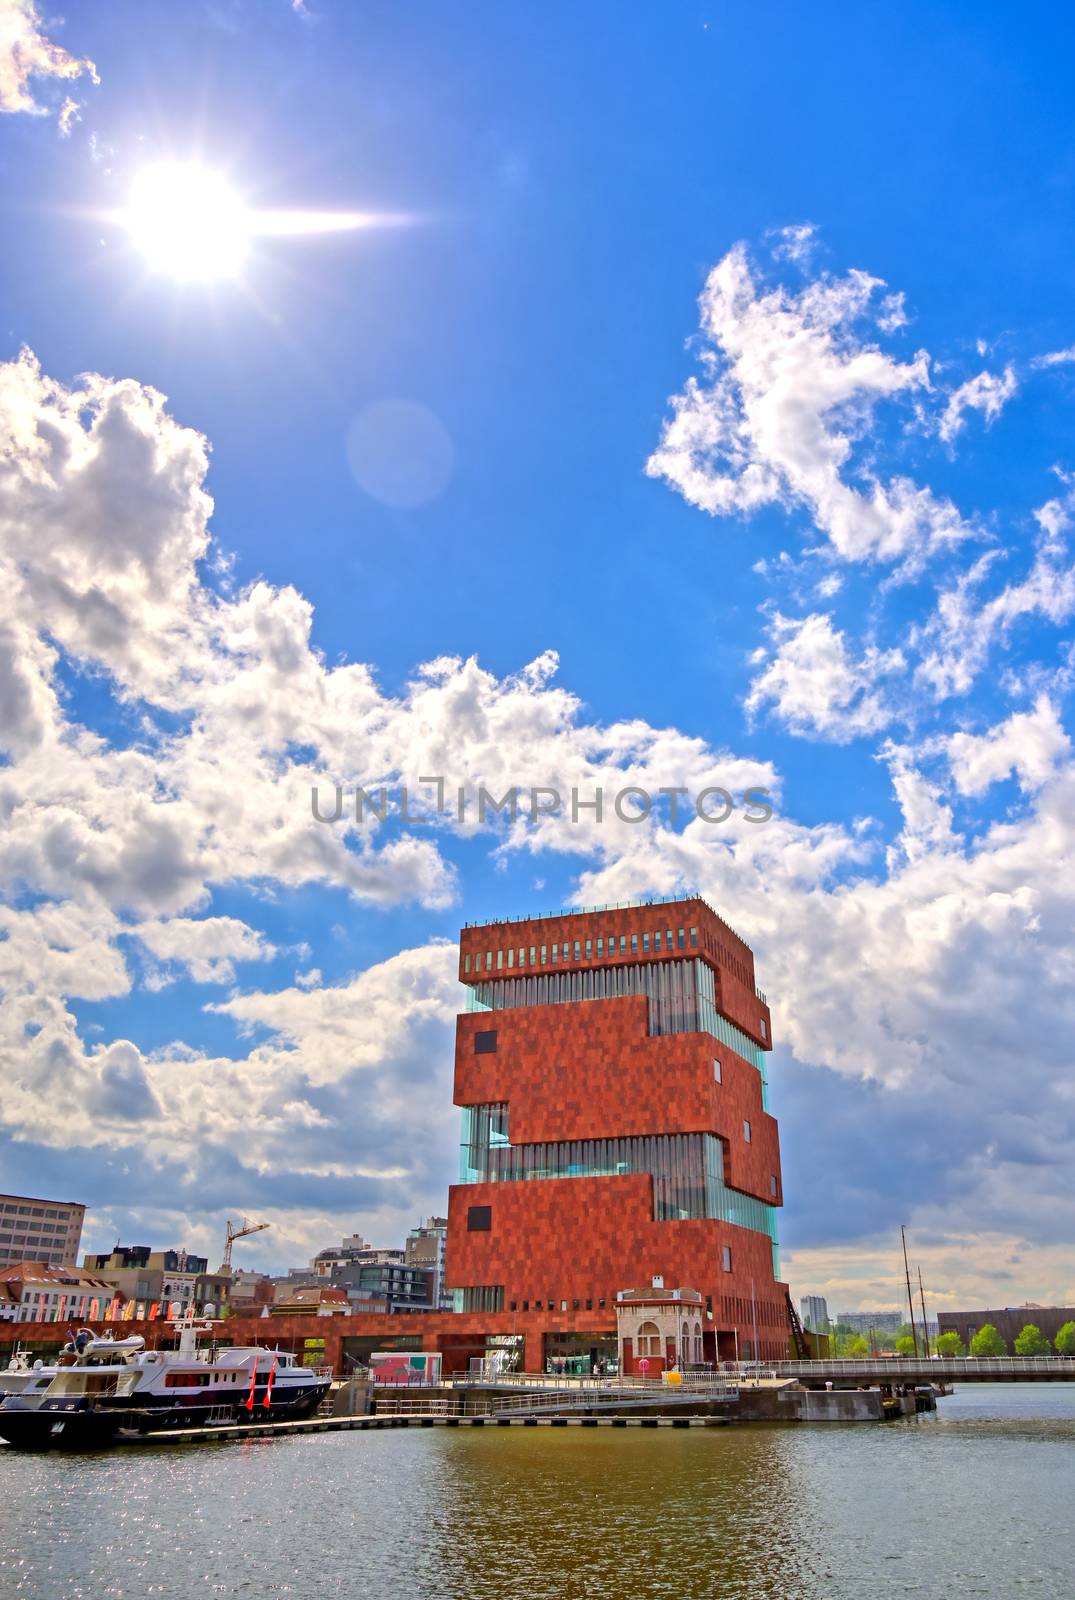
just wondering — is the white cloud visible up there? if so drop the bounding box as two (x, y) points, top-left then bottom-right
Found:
(1030, 345), (1075, 369)
(945, 696), (1070, 797)
(136, 916), (276, 986)
(938, 365), (1017, 443)
(646, 241), (971, 564)
(0, 0), (97, 125)
(915, 526), (1075, 700)
(769, 221), (817, 266)
(746, 612), (905, 741)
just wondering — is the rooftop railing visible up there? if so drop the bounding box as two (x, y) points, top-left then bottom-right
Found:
(462, 891), (750, 951)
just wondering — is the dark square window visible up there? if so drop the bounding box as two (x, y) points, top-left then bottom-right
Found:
(467, 1205), (492, 1232)
(474, 1030), (497, 1054)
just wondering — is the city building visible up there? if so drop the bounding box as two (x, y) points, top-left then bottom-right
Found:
(270, 1285), (352, 1316)
(0, 1193), (86, 1268)
(406, 1217), (453, 1311)
(329, 1259), (433, 1312)
(1, 1262), (115, 1323)
(800, 1294), (829, 1333)
(445, 894), (788, 1362)
(938, 1304), (1075, 1351)
(837, 1310), (902, 1335)
(228, 1269), (276, 1314)
(82, 1246), (230, 1316)
(616, 1283), (706, 1374)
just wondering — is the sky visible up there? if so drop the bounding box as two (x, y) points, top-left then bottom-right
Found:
(0, 0), (1073, 1317)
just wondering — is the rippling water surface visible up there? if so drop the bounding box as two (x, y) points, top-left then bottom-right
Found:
(1, 1385), (1072, 1599)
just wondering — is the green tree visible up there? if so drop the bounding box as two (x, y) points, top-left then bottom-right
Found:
(933, 1331), (965, 1358)
(1013, 1323), (1051, 1357)
(846, 1335), (870, 1358)
(969, 1323), (1006, 1357)
(894, 1335), (916, 1356)
(1054, 1320), (1075, 1356)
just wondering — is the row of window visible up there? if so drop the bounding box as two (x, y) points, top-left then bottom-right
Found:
(718, 1293), (787, 1328)
(0, 1204), (75, 1220)
(0, 1221), (69, 1239)
(465, 927), (700, 975)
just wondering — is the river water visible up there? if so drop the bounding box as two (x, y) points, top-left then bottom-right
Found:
(1, 1384), (1072, 1599)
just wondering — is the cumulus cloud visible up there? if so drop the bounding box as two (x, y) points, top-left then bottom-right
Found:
(746, 612), (905, 741)
(1, 347), (1072, 1290)
(0, 0), (97, 125)
(938, 365), (1018, 443)
(945, 696), (1070, 797)
(646, 241), (970, 564)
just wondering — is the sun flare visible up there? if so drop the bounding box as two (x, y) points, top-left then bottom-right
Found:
(124, 163), (249, 281)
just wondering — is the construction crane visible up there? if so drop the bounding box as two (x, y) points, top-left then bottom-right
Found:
(220, 1217), (270, 1275)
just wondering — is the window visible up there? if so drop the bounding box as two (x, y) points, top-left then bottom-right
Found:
(540, 945), (547, 964)
(619, 935), (627, 953)
(713, 1059), (722, 1083)
(530, 947), (537, 965)
(760, 1017), (767, 1039)
(474, 1030), (498, 1054)
(770, 1175), (778, 1197)
(522, 1301), (529, 1312)
(654, 930), (662, 951)
(467, 1205), (492, 1231)
(677, 928), (686, 948)
(574, 941), (581, 960)
(689, 928), (698, 946)
(552, 943), (559, 961)
(743, 1120), (751, 1143)
(722, 1246), (732, 1272)
(585, 939), (592, 958)
(560, 1299), (568, 1311)
(464, 953), (471, 973)
(636, 1320), (662, 1357)
(596, 938), (603, 956)
(507, 948), (514, 967)
(642, 933), (650, 953)
(485, 951), (492, 970)
(496, 949), (504, 969)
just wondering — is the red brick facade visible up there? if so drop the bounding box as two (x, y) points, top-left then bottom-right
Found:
(447, 896), (788, 1361)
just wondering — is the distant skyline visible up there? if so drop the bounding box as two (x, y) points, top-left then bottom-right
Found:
(1, 0), (1073, 1314)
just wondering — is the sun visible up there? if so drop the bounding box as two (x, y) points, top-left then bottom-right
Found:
(124, 163), (249, 282)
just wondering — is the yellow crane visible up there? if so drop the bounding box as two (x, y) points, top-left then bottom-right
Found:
(220, 1216), (270, 1275)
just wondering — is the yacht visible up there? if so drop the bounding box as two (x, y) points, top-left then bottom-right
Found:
(0, 1348), (61, 1403)
(0, 1318), (331, 1450)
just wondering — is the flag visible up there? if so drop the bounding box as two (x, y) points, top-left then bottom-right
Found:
(262, 1348), (278, 1410)
(244, 1352), (259, 1412)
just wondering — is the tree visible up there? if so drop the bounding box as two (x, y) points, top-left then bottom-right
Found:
(1013, 1323), (1051, 1357)
(894, 1335), (916, 1356)
(846, 1335), (870, 1358)
(970, 1323), (1006, 1357)
(933, 1331), (965, 1358)
(1054, 1320), (1075, 1356)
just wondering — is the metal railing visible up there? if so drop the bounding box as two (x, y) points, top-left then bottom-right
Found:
(758, 1356), (1075, 1383)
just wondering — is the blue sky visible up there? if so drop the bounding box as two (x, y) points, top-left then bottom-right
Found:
(1, 0), (1073, 1314)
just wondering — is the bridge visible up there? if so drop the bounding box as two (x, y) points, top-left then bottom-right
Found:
(752, 1356), (1075, 1388)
